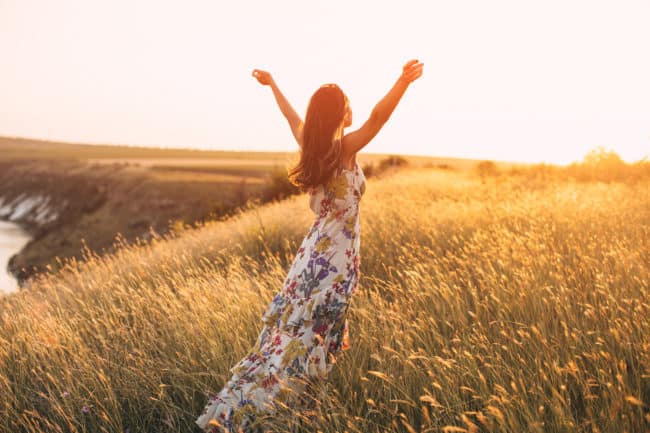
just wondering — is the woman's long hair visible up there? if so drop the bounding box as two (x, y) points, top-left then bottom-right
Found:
(288, 84), (347, 190)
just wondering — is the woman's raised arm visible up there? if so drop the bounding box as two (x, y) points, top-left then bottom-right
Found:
(252, 69), (304, 147)
(342, 59), (423, 157)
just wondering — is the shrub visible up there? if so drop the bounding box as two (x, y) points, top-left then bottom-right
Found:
(364, 155), (409, 179)
(262, 167), (300, 202)
(378, 155), (409, 171)
(475, 160), (499, 177)
(361, 162), (376, 178)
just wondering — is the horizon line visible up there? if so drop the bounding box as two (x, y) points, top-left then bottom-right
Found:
(1, 133), (647, 167)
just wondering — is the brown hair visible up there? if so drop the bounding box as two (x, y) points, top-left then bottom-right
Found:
(288, 83), (347, 190)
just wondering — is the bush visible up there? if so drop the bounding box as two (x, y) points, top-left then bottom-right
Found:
(363, 155), (409, 179)
(261, 167), (300, 202)
(361, 163), (376, 178)
(582, 146), (625, 167)
(475, 160), (499, 177)
(378, 155), (409, 171)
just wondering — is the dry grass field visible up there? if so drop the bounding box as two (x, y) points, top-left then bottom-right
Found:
(0, 154), (648, 432)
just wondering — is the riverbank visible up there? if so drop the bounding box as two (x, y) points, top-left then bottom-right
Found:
(0, 156), (274, 286)
(0, 136), (290, 287)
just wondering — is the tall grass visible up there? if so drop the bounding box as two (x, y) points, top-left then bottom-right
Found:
(1, 167), (648, 432)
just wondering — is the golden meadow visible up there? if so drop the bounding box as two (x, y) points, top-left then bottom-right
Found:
(1, 156), (648, 433)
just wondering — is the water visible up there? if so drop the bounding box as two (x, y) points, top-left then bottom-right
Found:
(0, 220), (32, 294)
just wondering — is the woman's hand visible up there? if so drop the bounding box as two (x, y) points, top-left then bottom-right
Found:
(341, 58), (423, 155)
(399, 59), (424, 85)
(253, 69), (303, 146)
(252, 69), (274, 86)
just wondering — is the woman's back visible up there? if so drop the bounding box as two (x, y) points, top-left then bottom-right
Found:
(308, 159), (366, 217)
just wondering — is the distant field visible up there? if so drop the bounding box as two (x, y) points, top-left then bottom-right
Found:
(89, 158), (290, 167)
(148, 170), (268, 184)
(0, 136), (295, 161)
(0, 135), (517, 172)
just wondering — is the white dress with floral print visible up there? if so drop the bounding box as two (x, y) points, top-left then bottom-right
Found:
(196, 160), (366, 432)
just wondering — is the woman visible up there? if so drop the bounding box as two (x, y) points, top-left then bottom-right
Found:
(196, 59), (423, 432)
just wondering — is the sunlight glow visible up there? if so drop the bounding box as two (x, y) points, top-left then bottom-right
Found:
(1, 0), (648, 164)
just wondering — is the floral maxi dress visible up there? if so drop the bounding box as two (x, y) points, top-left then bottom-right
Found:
(195, 160), (367, 432)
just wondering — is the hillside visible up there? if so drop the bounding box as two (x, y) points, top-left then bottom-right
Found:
(0, 164), (648, 432)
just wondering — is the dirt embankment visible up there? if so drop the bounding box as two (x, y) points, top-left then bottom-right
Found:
(0, 159), (263, 286)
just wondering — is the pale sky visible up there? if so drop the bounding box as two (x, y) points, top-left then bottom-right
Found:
(1, 0), (648, 164)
